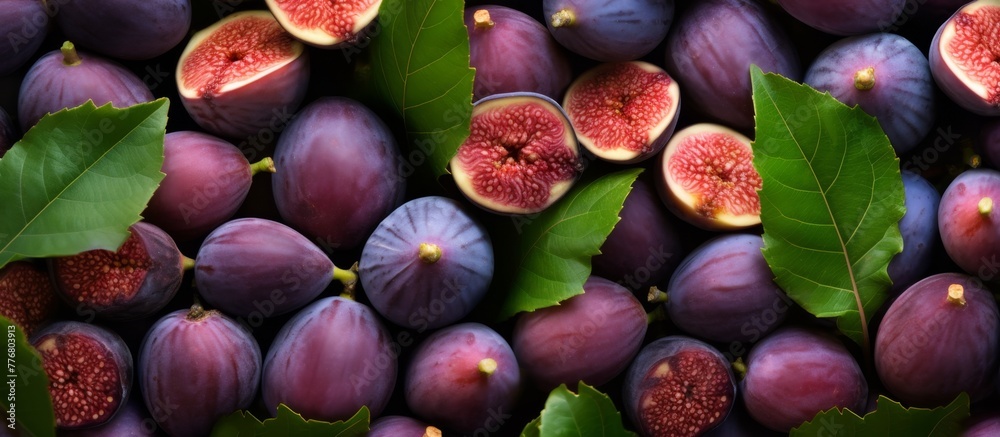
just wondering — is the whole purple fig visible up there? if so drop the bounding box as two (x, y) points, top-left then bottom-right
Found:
(55, 0), (192, 60)
(0, 0), (50, 76)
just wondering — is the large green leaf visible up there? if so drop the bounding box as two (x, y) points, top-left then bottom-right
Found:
(0, 99), (169, 269)
(750, 66), (905, 350)
(363, 0), (474, 180)
(2, 316), (54, 437)
(791, 394), (969, 437)
(492, 168), (642, 320)
(521, 383), (635, 437)
(210, 404), (369, 437)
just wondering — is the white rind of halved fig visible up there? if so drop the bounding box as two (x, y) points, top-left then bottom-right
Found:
(176, 10), (310, 139)
(563, 61), (681, 164)
(930, 0), (1000, 116)
(657, 123), (762, 231)
(265, 0), (382, 48)
(450, 92), (585, 215)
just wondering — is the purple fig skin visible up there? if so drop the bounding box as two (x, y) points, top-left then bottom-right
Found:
(55, 0), (192, 60)
(0, 0), (50, 76)
(887, 171), (941, 294)
(666, 234), (789, 344)
(0, 106), (15, 157)
(741, 326), (868, 433)
(194, 218), (336, 318)
(262, 296), (397, 421)
(804, 32), (935, 156)
(49, 222), (186, 321)
(937, 168), (1000, 276)
(929, 1), (1000, 116)
(875, 272), (1000, 407)
(369, 416), (442, 437)
(60, 399), (162, 437)
(622, 336), (736, 437)
(139, 306), (261, 437)
(143, 131), (266, 241)
(963, 413), (1000, 437)
(17, 42), (154, 132)
(466, 5), (573, 101)
(272, 96), (406, 251)
(775, 0), (906, 35)
(664, 0), (800, 131)
(405, 322), (521, 434)
(360, 196), (494, 331)
(543, 0), (674, 62)
(512, 276), (646, 391)
(30, 321), (133, 430)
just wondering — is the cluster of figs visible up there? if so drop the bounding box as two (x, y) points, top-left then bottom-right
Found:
(7, 0), (1000, 435)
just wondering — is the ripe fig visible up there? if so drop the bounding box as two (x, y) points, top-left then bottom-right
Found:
(405, 322), (521, 434)
(656, 123), (762, 231)
(176, 10), (309, 139)
(30, 321), (133, 430)
(466, 5), (573, 101)
(0, 106), (16, 157)
(49, 222), (189, 321)
(512, 276), (647, 390)
(139, 304), (261, 436)
(272, 96), (406, 251)
(887, 171), (941, 294)
(266, 0), (381, 48)
(143, 131), (275, 241)
(0, 261), (59, 336)
(262, 295), (397, 420)
(17, 41), (154, 132)
(562, 61), (681, 164)
(369, 416), (442, 437)
(875, 272), (1000, 407)
(194, 218), (357, 319)
(775, 0), (906, 35)
(543, 0), (674, 62)
(937, 168), (1000, 276)
(55, 0), (192, 60)
(450, 92), (584, 215)
(930, 0), (1000, 116)
(664, 0), (800, 130)
(622, 335), (736, 437)
(740, 326), (868, 433)
(803, 32), (935, 156)
(360, 196), (493, 331)
(0, 0), (49, 76)
(664, 234), (788, 344)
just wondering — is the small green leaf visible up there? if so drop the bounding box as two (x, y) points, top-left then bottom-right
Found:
(1, 316), (55, 437)
(0, 99), (169, 269)
(364, 0), (474, 181)
(527, 383), (636, 437)
(750, 66), (905, 349)
(492, 168), (643, 320)
(791, 393), (969, 437)
(210, 404), (369, 437)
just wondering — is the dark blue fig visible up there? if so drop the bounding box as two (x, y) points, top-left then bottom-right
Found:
(55, 0), (192, 60)
(887, 171), (941, 294)
(139, 304), (261, 437)
(775, 0), (906, 35)
(0, 0), (50, 76)
(360, 196), (493, 331)
(543, 0), (673, 62)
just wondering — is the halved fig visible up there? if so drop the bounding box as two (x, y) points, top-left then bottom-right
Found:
(656, 123), (762, 231)
(930, 0), (1000, 116)
(450, 92), (584, 215)
(176, 10), (309, 139)
(266, 0), (380, 48)
(563, 61), (681, 164)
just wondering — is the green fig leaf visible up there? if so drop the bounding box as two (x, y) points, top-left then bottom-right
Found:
(522, 382), (636, 437)
(1, 316), (54, 437)
(750, 66), (905, 350)
(791, 393), (969, 437)
(0, 99), (169, 269)
(210, 404), (369, 437)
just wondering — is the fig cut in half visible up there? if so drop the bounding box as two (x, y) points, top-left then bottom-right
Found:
(176, 10), (309, 139)
(930, 0), (1000, 116)
(450, 92), (584, 215)
(266, 0), (381, 48)
(563, 61), (681, 164)
(657, 123), (762, 231)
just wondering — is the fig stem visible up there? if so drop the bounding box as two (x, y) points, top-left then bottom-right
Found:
(853, 66), (875, 91)
(335, 263), (359, 300)
(478, 357), (497, 376)
(647, 286), (668, 304)
(250, 157), (276, 175)
(61, 41), (82, 66)
(473, 9), (495, 30)
(731, 357), (747, 381)
(551, 9), (575, 28)
(423, 427), (443, 437)
(181, 255), (196, 271)
(187, 296), (209, 320)
(418, 243), (442, 263)
(979, 197), (993, 217)
(646, 306), (667, 325)
(947, 284), (967, 306)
